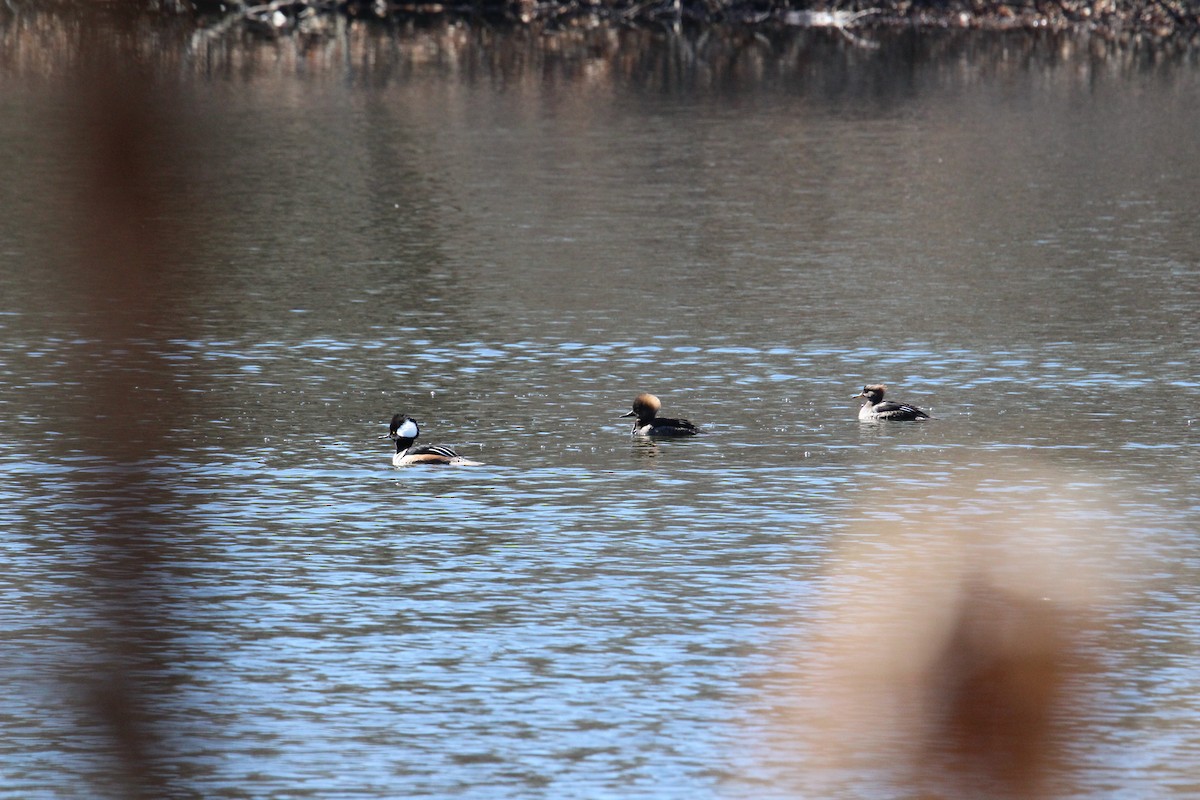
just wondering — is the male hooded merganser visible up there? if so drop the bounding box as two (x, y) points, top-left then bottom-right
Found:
(853, 384), (931, 421)
(620, 393), (700, 437)
(380, 414), (482, 466)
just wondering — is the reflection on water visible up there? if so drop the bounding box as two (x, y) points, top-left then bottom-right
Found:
(2, 13), (1200, 800)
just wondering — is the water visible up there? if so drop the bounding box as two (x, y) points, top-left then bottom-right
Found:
(2, 22), (1200, 799)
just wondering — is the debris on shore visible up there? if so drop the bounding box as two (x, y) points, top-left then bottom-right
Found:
(201, 0), (1199, 40)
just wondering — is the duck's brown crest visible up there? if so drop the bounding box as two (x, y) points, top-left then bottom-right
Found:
(632, 393), (662, 412)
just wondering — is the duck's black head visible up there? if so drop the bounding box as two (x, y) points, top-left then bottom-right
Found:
(381, 414), (420, 441)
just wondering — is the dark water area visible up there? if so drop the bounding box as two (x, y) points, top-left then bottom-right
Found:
(2, 17), (1200, 799)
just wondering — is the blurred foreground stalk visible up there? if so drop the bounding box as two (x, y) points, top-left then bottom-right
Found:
(65, 3), (200, 797)
(774, 465), (1124, 798)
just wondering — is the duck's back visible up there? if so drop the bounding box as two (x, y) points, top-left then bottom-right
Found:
(646, 417), (700, 436)
(872, 401), (930, 421)
(395, 444), (482, 466)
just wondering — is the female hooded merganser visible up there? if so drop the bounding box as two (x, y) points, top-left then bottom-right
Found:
(620, 393), (700, 437)
(853, 384), (931, 421)
(380, 414), (482, 466)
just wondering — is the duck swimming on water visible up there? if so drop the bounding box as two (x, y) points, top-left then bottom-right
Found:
(380, 414), (482, 466)
(853, 384), (931, 421)
(620, 393), (700, 437)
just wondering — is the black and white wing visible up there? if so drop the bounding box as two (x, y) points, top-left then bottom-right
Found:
(873, 400), (930, 420)
(409, 444), (462, 458)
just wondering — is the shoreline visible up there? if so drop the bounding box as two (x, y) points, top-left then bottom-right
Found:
(4, 0), (1199, 42)
(210, 0), (1200, 41)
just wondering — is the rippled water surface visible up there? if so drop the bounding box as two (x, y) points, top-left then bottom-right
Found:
(2, 24), (1200, 799)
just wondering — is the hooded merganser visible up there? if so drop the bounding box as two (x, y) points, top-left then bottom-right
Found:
(380, 414), (482, 466)
(853, 384), (931, 421)
(620, 393), (700, 437)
